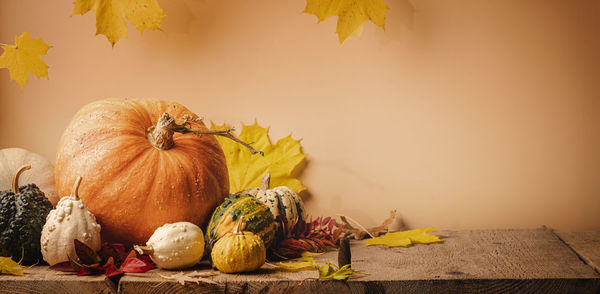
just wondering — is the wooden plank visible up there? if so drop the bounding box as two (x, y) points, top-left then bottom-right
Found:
(0, 266), (115, 294)
(555, 231), (600, 273)
(118, 229), (600, 293)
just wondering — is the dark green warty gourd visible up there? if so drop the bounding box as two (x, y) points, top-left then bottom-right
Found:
(0, 165), (53, 265)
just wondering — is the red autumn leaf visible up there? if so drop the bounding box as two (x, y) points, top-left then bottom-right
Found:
(124, 250), (137, 261)
(121, 257), (155, 273)
(98, 256), (115, 271)
(328, 219), (336, 231)
(104, 264), (125, 277)
(111, 244), (128, 260)
(99, 243), (128, 264)
(77, 266), (99, 276)
(74, 239), (101, 265)
(49, 262), (76, 272)
(136, 255), (153, 264)
(273, 214), (342, 258)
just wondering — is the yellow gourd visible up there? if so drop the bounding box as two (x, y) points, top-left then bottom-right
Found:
(211, 217), (266, 273)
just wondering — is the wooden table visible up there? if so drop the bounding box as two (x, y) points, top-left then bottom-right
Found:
(2, 229), (599, 293)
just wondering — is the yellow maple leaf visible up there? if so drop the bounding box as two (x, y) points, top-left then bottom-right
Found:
(304, 0), (389, 43)
(365, 228), (443, 247)
(210, 121), (307, 194)
(0, 32), (51, 89)
(73, 0), (166, 46)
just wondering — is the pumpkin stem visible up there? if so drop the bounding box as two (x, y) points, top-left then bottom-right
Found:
(260, 173), (271, 191)
(147, 113), (264, 156)
(11, 165), (31, 194)
(71, 176), (82, 199)
(233, 216), (245, 235)
(134, 245), (154, 255)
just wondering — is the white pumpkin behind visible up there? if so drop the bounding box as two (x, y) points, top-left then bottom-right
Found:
(243, 173), (306, 239)
(0, 148), (58, 205)
(41, 176), (102, 265)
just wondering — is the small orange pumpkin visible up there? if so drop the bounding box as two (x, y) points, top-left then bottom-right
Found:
(55, 98), (230, 246)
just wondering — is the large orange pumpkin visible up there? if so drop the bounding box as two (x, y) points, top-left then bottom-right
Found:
(55, 98), (229, 246)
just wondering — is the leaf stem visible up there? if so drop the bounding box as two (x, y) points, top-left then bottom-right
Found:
(335, 214), (375, 238)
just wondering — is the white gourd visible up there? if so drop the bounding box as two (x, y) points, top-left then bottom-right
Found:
(40, 176), (101, 265)
(134, 222), (204, 270)
(244, 173), (306, 238)
(0, 148), (58, 205)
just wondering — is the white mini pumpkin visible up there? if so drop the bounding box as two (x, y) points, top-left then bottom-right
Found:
(134, 222), (205, 270)
(0, 148), (58, 205)
(41, 176), (101, 265)
(240, 173), (306, 240)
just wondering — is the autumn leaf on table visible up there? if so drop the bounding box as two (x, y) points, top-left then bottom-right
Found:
(271, 251), (320, 271)
(317, 263), (355, 280)
(73, 0), (166, 46)
(365, 228), (443, 247)
(210, 121), (307, 194)
(49, 239), (155, 277)
(304, 0), (389, 43)
(0, 32), (51, 89)
(0, 256), (27, 276)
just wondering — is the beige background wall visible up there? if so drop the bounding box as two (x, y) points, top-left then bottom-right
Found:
(1, 0), (599, 230)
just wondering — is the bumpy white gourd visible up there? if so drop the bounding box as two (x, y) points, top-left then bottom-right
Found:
(134, 222), (204, 269)
(40, 176), (101, 265)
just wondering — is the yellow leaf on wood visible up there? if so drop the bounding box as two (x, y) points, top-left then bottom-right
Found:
(73, 0), (166, 46)
(0, 32), (51, 89)
(272, 261), (316, 271)
(0, 256), (26, 276)
(365, 228), (442, 247)
(318, 263), (356, 280)
(210, 121), (307, 194)
(303, 0), (389, 43)
(293, 251), (321, 262)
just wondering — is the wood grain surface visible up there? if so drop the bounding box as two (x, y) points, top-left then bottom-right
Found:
(118, 229), (600, 294)
(0, 266), (115, 294)
(555, 231), (600, 274)
(2, 230), (598, 293)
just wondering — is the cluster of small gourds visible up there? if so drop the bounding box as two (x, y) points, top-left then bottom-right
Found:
(0, 98), (307, 274)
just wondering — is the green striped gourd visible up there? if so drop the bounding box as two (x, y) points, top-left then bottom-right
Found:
(205, 194), (275, 252)
(237, 173), (306, 243)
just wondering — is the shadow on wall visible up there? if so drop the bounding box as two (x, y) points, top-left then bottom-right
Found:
(377, 0), (416, 44)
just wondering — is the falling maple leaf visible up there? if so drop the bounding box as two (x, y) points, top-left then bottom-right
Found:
(303, 0), (389, 44)
(364, 228), (443, 247)
(210, 121), (307, 194)
(73, 0), (166, 46)
(0, 32), (51, 89)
